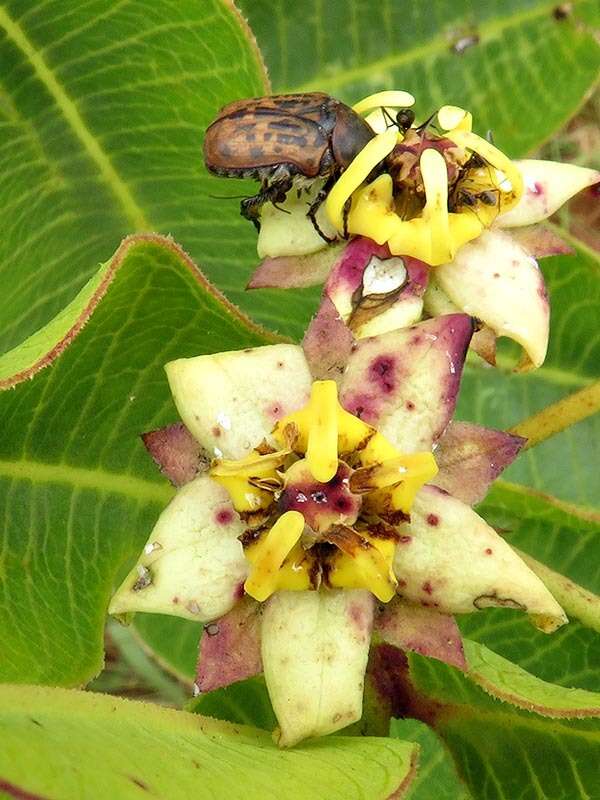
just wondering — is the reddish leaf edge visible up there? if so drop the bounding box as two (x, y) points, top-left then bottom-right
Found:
(0, 233), (282, 392)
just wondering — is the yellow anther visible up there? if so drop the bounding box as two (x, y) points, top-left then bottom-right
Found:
(438, 105), (472, 132)
(352, 91), (415, 116)
(210, 450), (289, 478)
(359, 431), (401, 465)
(326, 129), (399, 233)
(350, 452), (439, 494)
(244, 511), (306, 601)
(274, 381), (373, 461)
(210, 450), (288, 513)
(328, 532), (397, 602)
(306, 380), (339, 483)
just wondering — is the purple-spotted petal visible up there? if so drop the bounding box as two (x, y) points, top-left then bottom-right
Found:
(497, 159), (600, 228)
(509, 225), (573, 259)
(393, 485), (567, 632)
(303, 295), (354, 383)
(434, 229), (549, 369)
(166, 344), (311, 459)
(374, 598), (466, 670)
(109, 475), (247, 622)
(434, 421), (526, 506)
(196, 597), (262, 692)
(247, 245), (344, 290)
(141, 423), (206, 487)
(261, 589), (374, 747)
(325, 237), (428, 338)
(340, 314), (473, 452)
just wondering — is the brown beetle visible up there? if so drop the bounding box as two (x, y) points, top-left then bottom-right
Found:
(203, 92), (376, 240)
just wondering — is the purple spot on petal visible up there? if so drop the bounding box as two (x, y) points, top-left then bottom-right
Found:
(532, 181), (544, 195)
(369, 355), (397, 394)
(426, 514), (439, 527)
(398, 535), (412, 544)
(422, 581), (433, 595)
(215, 508), (234, 525)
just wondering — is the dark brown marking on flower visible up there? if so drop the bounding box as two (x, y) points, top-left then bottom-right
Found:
(212, 426), (222, 437)
(365, 520), (400, 541)
(485, 547), (493, 555)
(239, 527), (264, 547)
(405, 400), (415, 411)
(422, 581), (434, 595)
(132, 567), (152, 592)
(254, 439), (276, 456)
(473, 593), (526, 611)
(397, 535), (412, 544)
(397, 578), (407, 588)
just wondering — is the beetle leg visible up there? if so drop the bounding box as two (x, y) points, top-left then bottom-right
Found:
(342, 196), (352, 239)
(306, 175), (337, 243)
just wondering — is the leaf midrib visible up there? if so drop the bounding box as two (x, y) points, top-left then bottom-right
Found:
(0, 456), (596, 521)
(0, 458), (173, 504)
(0, 6), (150, 231)
(286, 0), (568, 93)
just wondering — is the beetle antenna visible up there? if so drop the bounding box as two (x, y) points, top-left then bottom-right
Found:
(207, 193), (249, 200)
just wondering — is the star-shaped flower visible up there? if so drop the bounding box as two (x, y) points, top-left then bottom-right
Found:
(110, 310), (566, 746)
(249, 92), (599, 370)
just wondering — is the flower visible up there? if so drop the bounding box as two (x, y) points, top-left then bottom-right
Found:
(110, 310), (566, 747)
(250, 92), (599, 370)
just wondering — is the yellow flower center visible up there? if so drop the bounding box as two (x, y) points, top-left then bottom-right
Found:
(325, 96), (524, 266)
(210, 380), (438, 603)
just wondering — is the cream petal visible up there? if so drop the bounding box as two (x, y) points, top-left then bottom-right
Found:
(109, 475), (248, 622)
(261, 589), (374, 747)
(435, 229), (549, 369)
(497, 159), (600, 228)
(257, 180), (337, 258)
(324, 238), (428, 338)
(340, 315), (473, 452)
(166, 344), (312, 459)
(393, 485), (567, 633)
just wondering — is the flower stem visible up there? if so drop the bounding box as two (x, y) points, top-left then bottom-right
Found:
(509, 380), (600, 450)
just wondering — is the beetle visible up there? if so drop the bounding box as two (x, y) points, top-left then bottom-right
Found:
(203, 92), (377, 241)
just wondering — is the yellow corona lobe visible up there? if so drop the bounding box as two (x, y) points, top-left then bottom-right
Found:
(329, 534), (397, 602)
(306, 380), (339, 483)
(216, 378), (438, 603)
(352, 90), (416, 116)
(326, 128), (398, 233)
(244, 511), (306, 601)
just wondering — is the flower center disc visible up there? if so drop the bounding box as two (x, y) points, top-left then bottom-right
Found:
(278, 459), (361, 534)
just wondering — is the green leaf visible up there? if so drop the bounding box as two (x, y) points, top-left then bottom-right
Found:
(0, 234), (271, 685)
(407, 649), (600, 800)
(390, 719), (473, 800)
(133, 614), (200, 683)
(238, 0), (600, 155)
(189, 675), (277, 731)
(0, 0), (316, 351)
(0, 684), (417, 800)
(462, 639), (600, 717)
